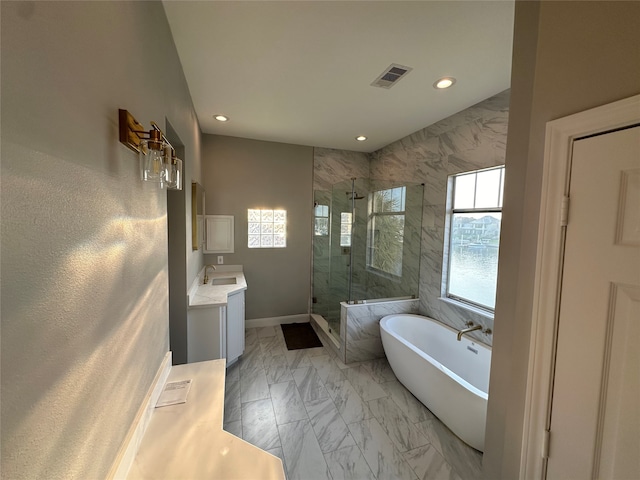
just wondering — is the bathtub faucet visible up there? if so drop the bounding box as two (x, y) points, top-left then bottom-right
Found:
(457, 322), (482, 341)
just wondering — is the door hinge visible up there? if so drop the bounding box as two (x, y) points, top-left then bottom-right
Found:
(560, 196), (570, 226)
(542, 429), (551, 459)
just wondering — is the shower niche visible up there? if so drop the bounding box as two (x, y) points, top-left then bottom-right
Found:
(312, 178), (423, 343)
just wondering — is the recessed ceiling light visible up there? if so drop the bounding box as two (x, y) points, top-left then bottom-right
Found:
(214, 115), (229, 122)
(434, 77), (456, 89)
(356, 135), (367, 142)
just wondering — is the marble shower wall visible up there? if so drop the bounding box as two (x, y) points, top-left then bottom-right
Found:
(313, 148), (370, 331)
(342, 299), (419, 363)
(313, 147), (370, 191)
(370, 90), (510, 346)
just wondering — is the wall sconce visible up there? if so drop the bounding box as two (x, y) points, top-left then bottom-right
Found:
(118, 109), (183, 190)
(166, 152), (183, 190)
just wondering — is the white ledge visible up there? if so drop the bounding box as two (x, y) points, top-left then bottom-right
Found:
(188, 265), (247, 308)
(127, 360), (285, 480)
(438, 296), (494, 320)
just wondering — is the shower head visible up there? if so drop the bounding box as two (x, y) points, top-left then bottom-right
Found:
(346, 192), (365, 200)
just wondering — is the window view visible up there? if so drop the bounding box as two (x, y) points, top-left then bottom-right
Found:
(446, 166), (504, 310)
(340, 212), (352, 247)
(248, 209), (286, 248)
(314, 204), (329, 236)
(367, 186), (406, 276)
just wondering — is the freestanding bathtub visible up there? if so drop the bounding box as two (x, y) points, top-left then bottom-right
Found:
(380, 314), (491, 451)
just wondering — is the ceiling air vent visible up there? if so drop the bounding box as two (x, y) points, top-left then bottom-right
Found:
(371, 63), (413, 89)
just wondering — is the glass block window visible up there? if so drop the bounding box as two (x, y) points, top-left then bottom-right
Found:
(248, 209), (286, 248)
(314, 204), (329, 236)
(340, 212), (352, 247)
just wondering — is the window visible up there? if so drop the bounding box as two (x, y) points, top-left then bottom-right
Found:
(314, 204), (329, 236)
(248, 209), (286, 248)
(367, 186), (406, 277)
(446, 166), (504, 311)
(340, 212), (352, 246)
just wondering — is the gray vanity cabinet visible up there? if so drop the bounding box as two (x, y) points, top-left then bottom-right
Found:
(187, 290), (245, 365)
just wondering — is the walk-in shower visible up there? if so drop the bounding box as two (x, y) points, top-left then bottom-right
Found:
(312, 178), (423, 341)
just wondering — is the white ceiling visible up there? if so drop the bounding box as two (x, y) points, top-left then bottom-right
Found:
(163, 1), (514, 153)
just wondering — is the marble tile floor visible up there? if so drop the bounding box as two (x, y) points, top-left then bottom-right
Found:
(223, 326), (483, 480)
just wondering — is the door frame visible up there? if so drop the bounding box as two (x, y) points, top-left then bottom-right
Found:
(521, 94), (640, 480)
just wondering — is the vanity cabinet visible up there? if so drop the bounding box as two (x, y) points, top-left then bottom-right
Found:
(226, 290), (245, 362)
(187, 290), (245, 365)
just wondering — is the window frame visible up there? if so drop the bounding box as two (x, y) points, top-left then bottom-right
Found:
(366, 186), (406, 278)
(247, 208), (287, 249)
(314, 204), (329, 237)
(445, 166), (504, 312)
(340, 211), (353, 247)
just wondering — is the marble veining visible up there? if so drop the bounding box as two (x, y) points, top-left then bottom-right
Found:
(305, 397), (356, 453)
(328, 377), (374, 425)
(341, 365), (387, 402)
(279, 420), (333, 480)
(241, 398), (281, 451)
(361, 358), (397, 384)
(313, 147), (370, 192)
(293, 366), (331, 403)
(404, 444), (462, 480)
(264, 354), (293, 385)
(368, 396), (430, 453)
(270, 380), (308, 425)
(348, 418), (419, 480)
(240, 367), (270, 403)
(324, 445), (376, 480)
(223, 374), (241, 423)
(380, 380), (432, 424)
(343, 299), (419, 363)
(226, 327), (484, 480)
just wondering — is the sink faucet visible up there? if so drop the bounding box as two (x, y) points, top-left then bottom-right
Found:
(457, 322), (482, 341)
(203, 264), (216, 284)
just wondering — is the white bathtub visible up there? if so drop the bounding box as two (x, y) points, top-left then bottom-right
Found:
(380, 314), (491, 451)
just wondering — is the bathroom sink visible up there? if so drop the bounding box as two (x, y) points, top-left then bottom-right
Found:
(210, 277), (237, 286)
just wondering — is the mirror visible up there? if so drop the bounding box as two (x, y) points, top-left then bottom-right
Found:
(192, 182), (205, 250)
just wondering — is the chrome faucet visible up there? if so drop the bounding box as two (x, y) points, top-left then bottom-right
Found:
(203, 264), (217, 284)
(457, 322), (482, 341)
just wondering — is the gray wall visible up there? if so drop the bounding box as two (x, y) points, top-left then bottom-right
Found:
(202, 135), (314, 320)
(484, 1), (640, 478)
(0, 2), (201, 478)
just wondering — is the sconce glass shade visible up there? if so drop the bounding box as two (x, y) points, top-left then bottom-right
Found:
(139, 136), (167, 184)
(165, 156), (183, 190)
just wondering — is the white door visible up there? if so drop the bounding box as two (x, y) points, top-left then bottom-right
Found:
(546, 126), (640, 479)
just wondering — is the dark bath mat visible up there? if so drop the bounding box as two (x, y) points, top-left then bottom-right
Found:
(281, 322), (323, 350)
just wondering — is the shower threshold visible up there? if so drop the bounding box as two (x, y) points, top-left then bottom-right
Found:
(347, 295), (415, 305)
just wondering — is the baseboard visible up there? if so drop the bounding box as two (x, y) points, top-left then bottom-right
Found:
(108, 351), (172, 479)
(246, 314), (310, 329)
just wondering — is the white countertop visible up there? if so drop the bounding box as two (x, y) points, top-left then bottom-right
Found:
(127, 360), (285, 480)
(188, 266), (247, 308)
